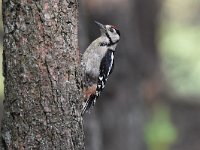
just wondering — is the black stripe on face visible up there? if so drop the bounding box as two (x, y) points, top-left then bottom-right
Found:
(105, 32), (119, 46)
(106, 32), (113, 44)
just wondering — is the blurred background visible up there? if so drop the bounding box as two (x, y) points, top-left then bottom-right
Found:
(1, 0), (200, 150)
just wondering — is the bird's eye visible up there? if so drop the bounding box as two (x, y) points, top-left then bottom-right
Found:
(110, 27), (114, 33)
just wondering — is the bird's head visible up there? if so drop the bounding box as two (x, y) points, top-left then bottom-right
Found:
(95, 21), (120, 45)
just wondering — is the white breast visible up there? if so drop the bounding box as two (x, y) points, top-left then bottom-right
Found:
(82, 37), (109, 78)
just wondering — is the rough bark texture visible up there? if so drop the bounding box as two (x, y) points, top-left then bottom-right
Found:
(1, 0), (84, 149)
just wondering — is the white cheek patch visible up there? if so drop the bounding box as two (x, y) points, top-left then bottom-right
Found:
(108, 32), (120, 43)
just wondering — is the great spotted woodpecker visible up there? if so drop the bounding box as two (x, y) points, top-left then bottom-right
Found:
(81, 21), (120, 115)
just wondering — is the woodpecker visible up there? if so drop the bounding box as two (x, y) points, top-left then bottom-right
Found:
(81, 21), (120, 115)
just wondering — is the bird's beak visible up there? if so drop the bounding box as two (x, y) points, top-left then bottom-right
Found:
(95, 21), (106, 32)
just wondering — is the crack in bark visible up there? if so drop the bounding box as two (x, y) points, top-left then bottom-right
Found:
(44, 56), (59, 107)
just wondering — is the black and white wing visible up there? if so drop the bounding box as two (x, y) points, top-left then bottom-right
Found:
(82, 49), (115, 113)
(96, 49), (115, 97)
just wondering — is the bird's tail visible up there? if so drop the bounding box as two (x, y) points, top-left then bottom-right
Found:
(81, 94), (97, 115)
(81, 77), (103, 115)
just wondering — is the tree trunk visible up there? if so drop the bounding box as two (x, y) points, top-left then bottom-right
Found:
(1, 0), (84, 150)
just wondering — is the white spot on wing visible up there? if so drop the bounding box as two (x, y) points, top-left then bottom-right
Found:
(107, 52), (114, 76)
(99, 76), (103, 80)
(102, 81), (105, 88)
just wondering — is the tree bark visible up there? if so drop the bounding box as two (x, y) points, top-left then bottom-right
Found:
(1, 0), (84, 150)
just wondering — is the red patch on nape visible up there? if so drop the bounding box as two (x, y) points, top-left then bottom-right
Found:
(111, 25), (118, 30)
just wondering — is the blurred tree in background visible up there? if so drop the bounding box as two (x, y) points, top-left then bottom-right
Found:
(1, 0), (200, 149)
(160, 0), (200, 97)
(81, 0), (162, 149)
(79, 0), (200, 150)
